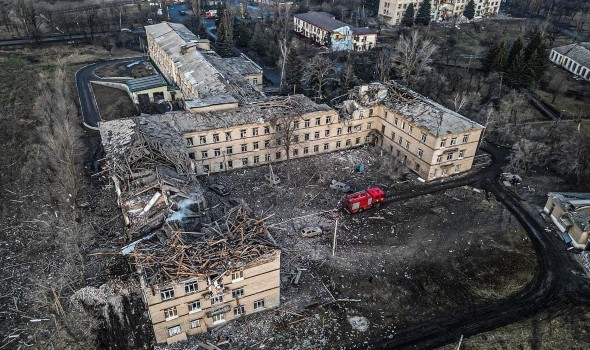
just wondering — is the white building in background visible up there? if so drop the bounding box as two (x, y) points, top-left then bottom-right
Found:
(378, 0), (501, 25)
(549, 43), (590, 81)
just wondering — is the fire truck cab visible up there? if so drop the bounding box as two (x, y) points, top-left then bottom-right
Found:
(342, 187), (385, 214)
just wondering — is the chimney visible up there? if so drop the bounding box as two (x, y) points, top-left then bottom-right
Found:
(180, 42), (197, 55)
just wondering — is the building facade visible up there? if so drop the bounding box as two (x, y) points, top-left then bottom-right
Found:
(144, 250), (281, 344)
(378, 0), (501, 25)
(549, 44), (590, 81)
(543, 193), (590, 249)
(293, 12), (377, 51)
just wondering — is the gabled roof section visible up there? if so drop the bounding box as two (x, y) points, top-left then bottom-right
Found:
(125, 74), (168, 93)
(294, 11), (350, 32)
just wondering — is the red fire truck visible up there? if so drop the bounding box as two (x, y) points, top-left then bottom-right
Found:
(342, 187), (385, 214)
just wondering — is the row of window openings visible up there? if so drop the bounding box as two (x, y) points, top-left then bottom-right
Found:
(199, 137), (367, 171)
(160, 271), (243, 301)
(163, 287), (246, 321)
(185, 117), (341, 146)
(166, 300), (265, 337)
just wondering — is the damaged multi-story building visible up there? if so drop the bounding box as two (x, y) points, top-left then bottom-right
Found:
(99, 118), (280, 345)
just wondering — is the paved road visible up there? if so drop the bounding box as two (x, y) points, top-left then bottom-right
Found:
(76, 56), (147, 129)
(362, 143), (590, 349)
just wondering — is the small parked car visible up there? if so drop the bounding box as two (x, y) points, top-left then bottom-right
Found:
(300, 226), (322, 238)
(330, 180), (350, 192)
(264, 173), (281, 185)
(209, 184), (229, 196)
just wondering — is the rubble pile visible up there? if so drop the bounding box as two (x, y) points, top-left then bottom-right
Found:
(131, 203), (278, 285)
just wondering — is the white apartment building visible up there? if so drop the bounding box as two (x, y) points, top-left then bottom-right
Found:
(378, 0), (501, 25)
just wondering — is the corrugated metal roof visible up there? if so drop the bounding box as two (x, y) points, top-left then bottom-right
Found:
(553, 44), (590, 67)
(125, 75), (167, 92)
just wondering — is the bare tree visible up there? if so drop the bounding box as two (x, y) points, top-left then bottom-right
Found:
(304, 55), (336, 100)
(15, 0), (41, 39)
(272, 111), (303, 182)
(392, 30), (438, 88)
(375, 49), (394, 82)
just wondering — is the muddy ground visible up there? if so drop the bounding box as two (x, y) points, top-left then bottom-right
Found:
(92, 83), (138, 120)
(161, 147), (537, 350)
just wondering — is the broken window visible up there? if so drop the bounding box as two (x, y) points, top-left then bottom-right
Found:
(369, 108), (374, 116)
(408, 126), (413, 134)
(304, 120), (310, 128)
(336, 141), (341, 148)
(212, 314), (225, 324)
(253, 299), (265, 310)
(190, 319), (201, 329)
(168, 325), (181, 337)
(211, 295), (223, 305)
(253, 78), (258, 84)
(276, 124), (282, 132)
(346, 139), (351, 146)
(450, 137), (457, 146)
(252, 127), (259, 136)
(186, 137), (194, 146)
(189, 152), (195, 159)
(436, 155), (442, 163)
(253, 142), (259, 151)
(226, 146), (233, 155)
(325, 130), (330, 137)
(314, 131), (320, 139)
(405, 141), (410, 150)
(218, 162), (223, 170)
(264, 140), (271, 148)
(304, 133), (310, 141)
(415, 163), (420, 171)
(337, 127), (342, 135)
(293, 149), (299, 156)
(347, 126), (352, 133)
(324, 143), (329, 150)
(232, 271), (244, 281)
(313, 145), (319, 152)
(291, 120), (299, 129)
(242, 158), (248, 166)
(315, 117), (321, 126)
(455, 164), (462, 172)
(254, 156), (259, 164)
(201, 150), (208, 159)
(326, 116), (332, 124)
(233, 305), (245, 316)
(398, 136), (402, 145)
(275, 151), (281, 159)
(164, 306), (178, 320)
(203, 165), (210, 173)
(381, 125), (386, 133)
(188, 301), (201, 313)
(264, 126), (270, 134)
(354, 125), (362, 132)
(225, 132), (232, 141)
(265, 154), (271, 162)
(394, 118), (398, 125)
(391, 131), (396, 139)
(232, 287), (245, 298)
(241, 144), (247, 152)
(199, 136), (206, 144)
(401, 121), (406, 130)
(418, 149), (423, 158)
(160, 288), (174, 301)
(214, 149), (221, 157)
(421, 133), (427, 142)
(356, 137), (361, 144)
(213, 133), (220, 142)
(447, 153), (453, 160)
(300, 147), (307, 154)
(459, 150), (465, 159)
(240, 129), (247, 138)
(185, 281), (198, 294)
(227, 160), (233, 168)
(462, 135), (469, 143)
(384, 111), (388, 119)
(440, 139), (447, 148)
(367, 122), (372, 130)
(294, 135), (299, 143)
(389, 145), (393, 152)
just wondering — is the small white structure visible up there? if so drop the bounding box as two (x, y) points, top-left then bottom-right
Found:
(549, 43), (590, 81)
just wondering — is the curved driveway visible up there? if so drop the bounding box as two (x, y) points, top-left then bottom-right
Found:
(76, 56), (147, 129)
(365, 144), (590, 349)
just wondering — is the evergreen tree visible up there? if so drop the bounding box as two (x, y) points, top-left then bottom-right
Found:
(284, 47), (303, 94)
(414, 0), (431, 26)
(523, 32), (548, 83)
(401, 4), (415, 27)
(483, 41), (507, 74)
(216, 2), (235, 57)
(505, 37), (524, 71)
(463, 0), (475, 20)
(505, 51), (531, 87)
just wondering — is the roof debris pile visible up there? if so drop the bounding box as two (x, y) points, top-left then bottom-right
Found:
(131, 203), (278, 286)
(99, 117), (205, 241)
(341, 82), (484, 135)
